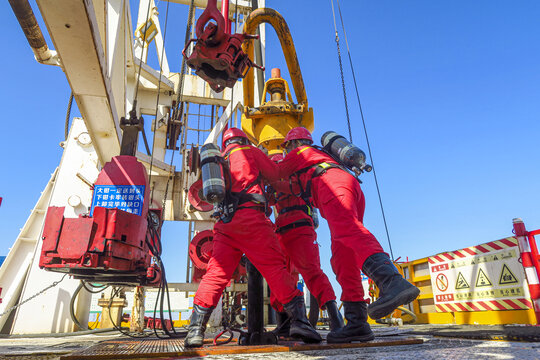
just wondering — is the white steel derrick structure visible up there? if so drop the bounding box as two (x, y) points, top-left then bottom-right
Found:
(2, 0), (265, 334)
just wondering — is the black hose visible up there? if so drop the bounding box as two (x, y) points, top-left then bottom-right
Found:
(70, 282), (89, 331)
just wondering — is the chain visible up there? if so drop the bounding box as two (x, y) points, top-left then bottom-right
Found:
(0, 274), (68, 318)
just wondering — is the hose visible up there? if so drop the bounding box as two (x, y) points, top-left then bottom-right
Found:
(70, 282), (89, 330)
(375, 306), (418, 325)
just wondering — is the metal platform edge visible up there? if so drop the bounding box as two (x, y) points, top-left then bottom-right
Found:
(60, 337), (424, 359)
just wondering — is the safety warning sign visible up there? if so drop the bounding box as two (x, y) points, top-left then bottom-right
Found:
(429, 237), (532, 312)
(455, 272), (470, 289)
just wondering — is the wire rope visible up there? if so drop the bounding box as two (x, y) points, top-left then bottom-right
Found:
(148, 0), (171, 204)
(330, 0), (395, 259)
(64, 92), (74, 140)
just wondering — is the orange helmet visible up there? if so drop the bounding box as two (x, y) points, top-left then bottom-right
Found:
(281, 127), (313, 147)
(222, 127), (249, 149)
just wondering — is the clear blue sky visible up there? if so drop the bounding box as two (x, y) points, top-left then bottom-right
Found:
(1, 1), (540, 300)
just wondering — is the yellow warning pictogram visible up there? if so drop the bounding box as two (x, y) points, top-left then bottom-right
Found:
(499, 264), (518, 285)
(455, 272), (470, 289)
(476, 268), (492, 287)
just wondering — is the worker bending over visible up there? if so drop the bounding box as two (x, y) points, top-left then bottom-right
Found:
(267, 153), (343, 336)
(185, 128), (321, 347)
(279, 127), (420, 344)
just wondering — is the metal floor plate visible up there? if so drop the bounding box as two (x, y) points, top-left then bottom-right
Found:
(60, 336), (423, 359)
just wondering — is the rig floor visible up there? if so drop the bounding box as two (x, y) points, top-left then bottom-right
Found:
(0, 325), (538, 359)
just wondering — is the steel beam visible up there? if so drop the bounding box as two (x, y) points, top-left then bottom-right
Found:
(36, 0), (123, 165)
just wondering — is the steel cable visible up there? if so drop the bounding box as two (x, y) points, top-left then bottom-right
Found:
(64, 92), (74, 140)
(330, 0), (394, 259)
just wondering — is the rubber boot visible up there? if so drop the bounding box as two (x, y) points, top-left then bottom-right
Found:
(362, 252), (420, 320)
(324, 300), (344, 331)
(184, 304), (214, 348)
(271, 312), (291, 337)
(326, 301), (374, 343)
(284, 296), (322, 343)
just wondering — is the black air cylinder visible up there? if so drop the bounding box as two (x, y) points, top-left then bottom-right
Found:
(200, 143), (226, 203)
(321, 131), (368, 172)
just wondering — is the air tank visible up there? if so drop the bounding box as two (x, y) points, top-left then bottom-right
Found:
(200, 143), (226, 203)
(321, 131), (372, 173)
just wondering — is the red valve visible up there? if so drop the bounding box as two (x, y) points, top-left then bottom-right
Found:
(183, 0), (263, 92)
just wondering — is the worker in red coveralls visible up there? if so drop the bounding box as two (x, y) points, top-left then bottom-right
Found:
(185, 128), (321, 348)
(267, 153), (343, 336)
(278, 127), (420, 344)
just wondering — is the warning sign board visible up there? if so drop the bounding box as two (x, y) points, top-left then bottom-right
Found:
(429, 237), (532, 312)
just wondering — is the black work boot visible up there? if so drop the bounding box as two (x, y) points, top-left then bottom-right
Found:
(184, 304), (214, 348)
(271, 312), (291, 337)
(362, 252), (420, 320)
(324, 300), (344, 331)
(284, 296), (322, 343)
(326, 301), (374, 343)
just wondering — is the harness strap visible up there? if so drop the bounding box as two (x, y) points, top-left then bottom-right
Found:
(276, 220), (312, 233)
(278, 204), (312, 216)
(304, 162), (344, 202)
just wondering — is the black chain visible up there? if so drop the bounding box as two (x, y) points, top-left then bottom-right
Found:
(0, 274), (67, 318)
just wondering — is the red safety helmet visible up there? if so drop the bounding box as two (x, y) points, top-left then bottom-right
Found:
(281, 127), (313, 147)
(222, 127), (249, 149)
(270, 153), (284, 162)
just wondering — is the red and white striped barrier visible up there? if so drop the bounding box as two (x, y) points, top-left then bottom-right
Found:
(513, 218), (540, 324)
(429, 237), (518, 265)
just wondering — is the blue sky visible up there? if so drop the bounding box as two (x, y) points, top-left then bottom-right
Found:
(1, 1), (540, 300)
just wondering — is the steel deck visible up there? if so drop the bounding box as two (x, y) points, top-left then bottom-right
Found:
(59, 336), (423, 359)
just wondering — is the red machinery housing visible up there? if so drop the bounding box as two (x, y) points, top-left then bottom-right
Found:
(39, 156), (161, 286)
(189, 230), (246, 283)
(183, 0), (260, 93)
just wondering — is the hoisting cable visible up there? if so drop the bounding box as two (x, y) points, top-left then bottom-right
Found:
(330, 0), (394, 260)
(133, 1), (154, 106)
(172, 0), (196, 129)
(148, 0), (171, 205)
(64, 92), (74, 140)
(330, 0), (352, 143)
(124, 1), (185, 339)
(138, 0), (183, 339)
(160, 0), (195, 214)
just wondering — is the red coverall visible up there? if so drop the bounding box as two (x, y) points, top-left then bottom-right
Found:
(279, 146), (384, 302)
(194, 144), (302, 308)
(268, 180), (336, 312)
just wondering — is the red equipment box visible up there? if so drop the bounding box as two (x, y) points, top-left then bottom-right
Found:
(39, 156), (161, 286)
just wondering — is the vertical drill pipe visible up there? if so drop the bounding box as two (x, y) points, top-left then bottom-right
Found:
(246, 259), (264, 338)
(251, 0), (265, 99)
(242, 8), (307, 108)
(220, 0), (230, 33)
(8, 0), (52, 63)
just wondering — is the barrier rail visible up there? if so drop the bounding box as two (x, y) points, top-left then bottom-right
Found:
(396, 218), (540, 325)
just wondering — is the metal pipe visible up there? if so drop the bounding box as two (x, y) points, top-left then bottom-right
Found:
(251, 0), (265, 102)
(220, 0), (230, 33)
(246, 259), (264, 341)
(8, 0), (53, 63)
(242, 8), (307, 108)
